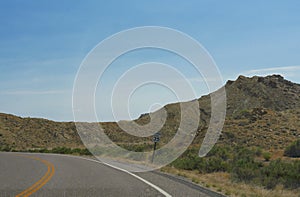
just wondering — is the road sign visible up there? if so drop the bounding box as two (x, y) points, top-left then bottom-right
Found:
(153, 136), (160, 142)
(152, 132), (161, 163)
(152, 132), (160, 142)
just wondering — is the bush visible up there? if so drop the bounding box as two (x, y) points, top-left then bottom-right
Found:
(231, 147), (262, 182)
(286, 160), (300, 188)
(171, 145), (300, 189)
(172, 149), (202, 170)
(171, 146), (232, 173)
(39, 148), (50, 153)
(50, 147), (92, 155)
(0, 146), (11, 152)
(51, 147), (72, 154)
(254, 147), (262, 157)
(263, 152), (271, 161)
(207, 145), (232, 161)
(284, 139), (300, 157)
(203, 157), (230, 173)
(260, 159), (300, 189)
(72, 148), (92, 155)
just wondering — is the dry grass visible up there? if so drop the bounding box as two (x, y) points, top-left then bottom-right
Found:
(161, 166), (300, 197)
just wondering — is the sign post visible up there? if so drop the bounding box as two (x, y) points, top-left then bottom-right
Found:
(151, 132), (160, 163)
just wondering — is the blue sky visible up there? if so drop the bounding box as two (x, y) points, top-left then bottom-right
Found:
(0, 1), (300, 121)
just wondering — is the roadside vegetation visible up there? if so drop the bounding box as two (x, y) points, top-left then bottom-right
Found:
(170, 143), (300, 190)
(0, 146), (92, 156)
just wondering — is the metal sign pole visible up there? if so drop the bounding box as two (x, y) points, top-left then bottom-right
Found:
(151, 132), (160, 163)
(151, 141), (157, 163)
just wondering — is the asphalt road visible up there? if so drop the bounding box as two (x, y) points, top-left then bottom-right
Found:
(0, 152), (224, 197)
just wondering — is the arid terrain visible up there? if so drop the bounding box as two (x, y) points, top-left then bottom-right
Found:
(1, 74), (300, 196)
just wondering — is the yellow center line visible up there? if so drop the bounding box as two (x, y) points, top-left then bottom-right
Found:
(15, 155), (55, 197)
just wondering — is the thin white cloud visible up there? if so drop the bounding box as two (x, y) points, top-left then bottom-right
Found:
(238, 65), (300, 84)
(241, 65), (300, 76)
(0, 90), (66, 95)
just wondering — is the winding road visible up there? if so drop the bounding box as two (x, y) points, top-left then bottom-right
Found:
(0, 152), (224, 197)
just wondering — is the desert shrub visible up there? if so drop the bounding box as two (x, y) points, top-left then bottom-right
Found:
(172, 148), (201, 170)
(260, 159), (300, 189)
(207, 145), (232, 161)
(231, 158), (261, 182)
(0, 146), (11, 152)
(254, 147), (262, 157)
(262, 152), (271, 161)
(72, 148), (92, 155)
(39, 148), (50, 153)
(51, 147), (72, 154)
(284, 139), (300, 157)
(285, 160), (300, 188)
(231, 147), (262, 182)
(223, 131), (235, 139)
(172, 145), (232, 173)
(170, 145), (300, 189)
(202, 157), (230, 173)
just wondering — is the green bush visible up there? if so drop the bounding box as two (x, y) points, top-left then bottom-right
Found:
(284, 139), (300, 157)
(171, 146), (232, 173)
(261, 159), (300, 189)
(263, 152), (271, 161)
(51, 147), (72, 154)
(0, 146), (11, 152)
(286, 160), (300, 188)
(72, 148), (92, 155)
(172, 149), (202, 170)
(231, 147), (262, 182)
(202, 157), (230, 173)
(170, 145), (300, 189)
(39, 148), (50, 153)
(207, 145), (232, 161)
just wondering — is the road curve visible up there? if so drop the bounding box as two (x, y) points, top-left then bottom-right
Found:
(0, 152), (224, 197)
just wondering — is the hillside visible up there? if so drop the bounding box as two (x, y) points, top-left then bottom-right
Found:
(216, 74), (300, 150)
(0, 74), (299, 152)
(0, 114), (82, 150)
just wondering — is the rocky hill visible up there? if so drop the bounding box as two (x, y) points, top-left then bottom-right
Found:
(0, 74), (299, 152)
(225, 75), (300, 114)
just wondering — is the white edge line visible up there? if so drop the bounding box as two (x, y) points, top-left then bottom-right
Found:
(74, 156), (172, 197)
(7, 152), (172, 197)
